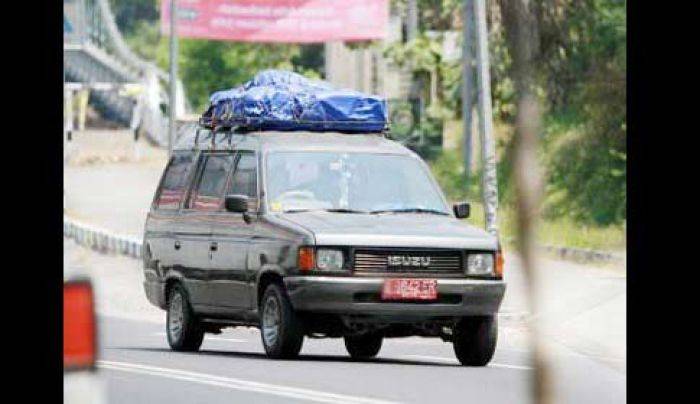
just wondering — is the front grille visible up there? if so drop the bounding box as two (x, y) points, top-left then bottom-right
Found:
(353, 249), (463, 273)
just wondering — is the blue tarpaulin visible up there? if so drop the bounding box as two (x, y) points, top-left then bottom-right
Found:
(201, 70), (388, 133)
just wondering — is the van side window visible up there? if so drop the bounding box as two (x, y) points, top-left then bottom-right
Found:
(228, 152), (258, 210)
(156, 152), (195, 210)
(190, 153), (235, 211)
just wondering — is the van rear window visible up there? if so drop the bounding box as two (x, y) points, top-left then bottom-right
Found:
(190, 154), (235, 211)
(156, 152), (195, 209)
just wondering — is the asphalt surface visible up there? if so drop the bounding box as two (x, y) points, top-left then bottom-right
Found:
(97, 314), (621, 404)
(65, 236), (625, 403)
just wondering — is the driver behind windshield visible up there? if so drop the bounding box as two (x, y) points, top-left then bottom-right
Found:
(266, 152), (448, 214)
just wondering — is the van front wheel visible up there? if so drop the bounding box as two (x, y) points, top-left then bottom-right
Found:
(260, 284), (304, 359)
(452, 316), (497, 366)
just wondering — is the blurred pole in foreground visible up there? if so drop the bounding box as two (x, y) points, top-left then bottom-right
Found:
(461, 0), (475, 179)
(474, 0), (498, 237)
(168, 0), (178, 157)
(501, 0), (550, 403)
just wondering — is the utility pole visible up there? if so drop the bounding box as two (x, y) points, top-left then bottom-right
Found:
(474, 0), (498, 237)
(168, 0), (178, 157)
(406, 0), (418, 41)
(461, 0), (475, 178)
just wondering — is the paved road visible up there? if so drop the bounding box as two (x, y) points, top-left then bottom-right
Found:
(97, 313), (625, 404)
(66, 237), (625, 404)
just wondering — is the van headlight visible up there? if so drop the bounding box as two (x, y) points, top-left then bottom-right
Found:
(466, 253), (494, 275)
(316, 249), (344, 271)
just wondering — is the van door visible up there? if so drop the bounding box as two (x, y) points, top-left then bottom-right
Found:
(147, 151), (197, 274)
(208, 151), (258, 310)
(178, 152), (235, 308)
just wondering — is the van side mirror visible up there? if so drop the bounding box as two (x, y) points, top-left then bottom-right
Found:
(225, 194), (249, 213)
(453, 202), (470, 219)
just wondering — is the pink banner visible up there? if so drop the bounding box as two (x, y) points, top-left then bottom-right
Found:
(161, 0), (388, 43)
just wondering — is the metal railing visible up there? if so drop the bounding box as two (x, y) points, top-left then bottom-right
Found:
(64, 0), (189, 146)
(64, 216), (143, 259)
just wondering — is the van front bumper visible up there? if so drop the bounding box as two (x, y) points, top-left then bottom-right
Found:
(284, 276), (505, 318)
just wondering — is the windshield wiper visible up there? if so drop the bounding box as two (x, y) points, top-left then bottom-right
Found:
(323, 208), (368, 214)
(283, 208), (368, 214)
(370, 208), (450, 216)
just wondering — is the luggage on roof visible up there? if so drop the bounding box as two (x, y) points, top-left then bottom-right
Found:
(200, 70), (388, 133)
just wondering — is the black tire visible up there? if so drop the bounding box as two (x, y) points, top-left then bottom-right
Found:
(259, 284), (304, 359)
(344, 333), (383, 359)
(453, 316), (497, 366)
(166, 284), (204, 352)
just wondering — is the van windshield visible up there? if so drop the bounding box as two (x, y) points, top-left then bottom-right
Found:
(265, 152), (449, 215)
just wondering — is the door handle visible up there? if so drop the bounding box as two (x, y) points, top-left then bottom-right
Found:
(174, 240), (181, 250)
(210, 242), (218, 252)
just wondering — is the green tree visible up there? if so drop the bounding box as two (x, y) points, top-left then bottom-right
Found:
(112, 0), (324, 111)
(173, 41), (300, 111)
(529, 0), (627, 225)
(109, 0), (158, 36)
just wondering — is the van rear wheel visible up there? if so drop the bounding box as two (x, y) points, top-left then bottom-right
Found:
(453, 316), (497, 366)
(166, 284), (204, 352)
(344, 333), (383, 359)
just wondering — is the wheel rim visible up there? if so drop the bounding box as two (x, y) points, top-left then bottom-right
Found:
(262, 295), (280, 348)
(168, 292), (184, 341)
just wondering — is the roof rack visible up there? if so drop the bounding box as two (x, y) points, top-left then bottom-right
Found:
(176, 121), (392, 152)
(199, 116), (389, 134)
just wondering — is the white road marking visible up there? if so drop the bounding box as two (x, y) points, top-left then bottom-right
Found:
(207, 336), (250, 343)
(151, 332), (248, 343)
(399, 355), (533, 371)
(98, 360), (399, 404)
(392, 341), (623, 366)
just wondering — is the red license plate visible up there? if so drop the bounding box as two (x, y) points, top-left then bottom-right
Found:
(381, 279), (438, 301)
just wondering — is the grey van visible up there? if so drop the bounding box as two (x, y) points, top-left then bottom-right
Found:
(143, 127), (505, 366)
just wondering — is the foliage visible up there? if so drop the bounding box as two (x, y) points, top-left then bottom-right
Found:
(175, 41), (301, 111)
(172, 41), (328, 111)
(464, 202), (625, 251)
(429, 149), (479, 201)
(120, 23), (322, 113)
(109, 0), (158, 36)
(391, 0), (463, 31)
(112, 0), (626, 230)
(384, 34), (457, 110)
(429, 122), (516, 206)
(532, 0), (627, 225)
(386, 0), (465, 124)
(488, 20), (517, 122)
(390, 0), (626, 227)
(124, 20), (162, 61)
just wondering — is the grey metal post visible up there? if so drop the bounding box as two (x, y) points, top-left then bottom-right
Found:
(407, 0), (418, 41)
(474, 0), (498, 236)
(78, 0), (87, 44)
(168, 0), (178, 157)
(461, 0), (475, 177)
(65, 89), (74, 134)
